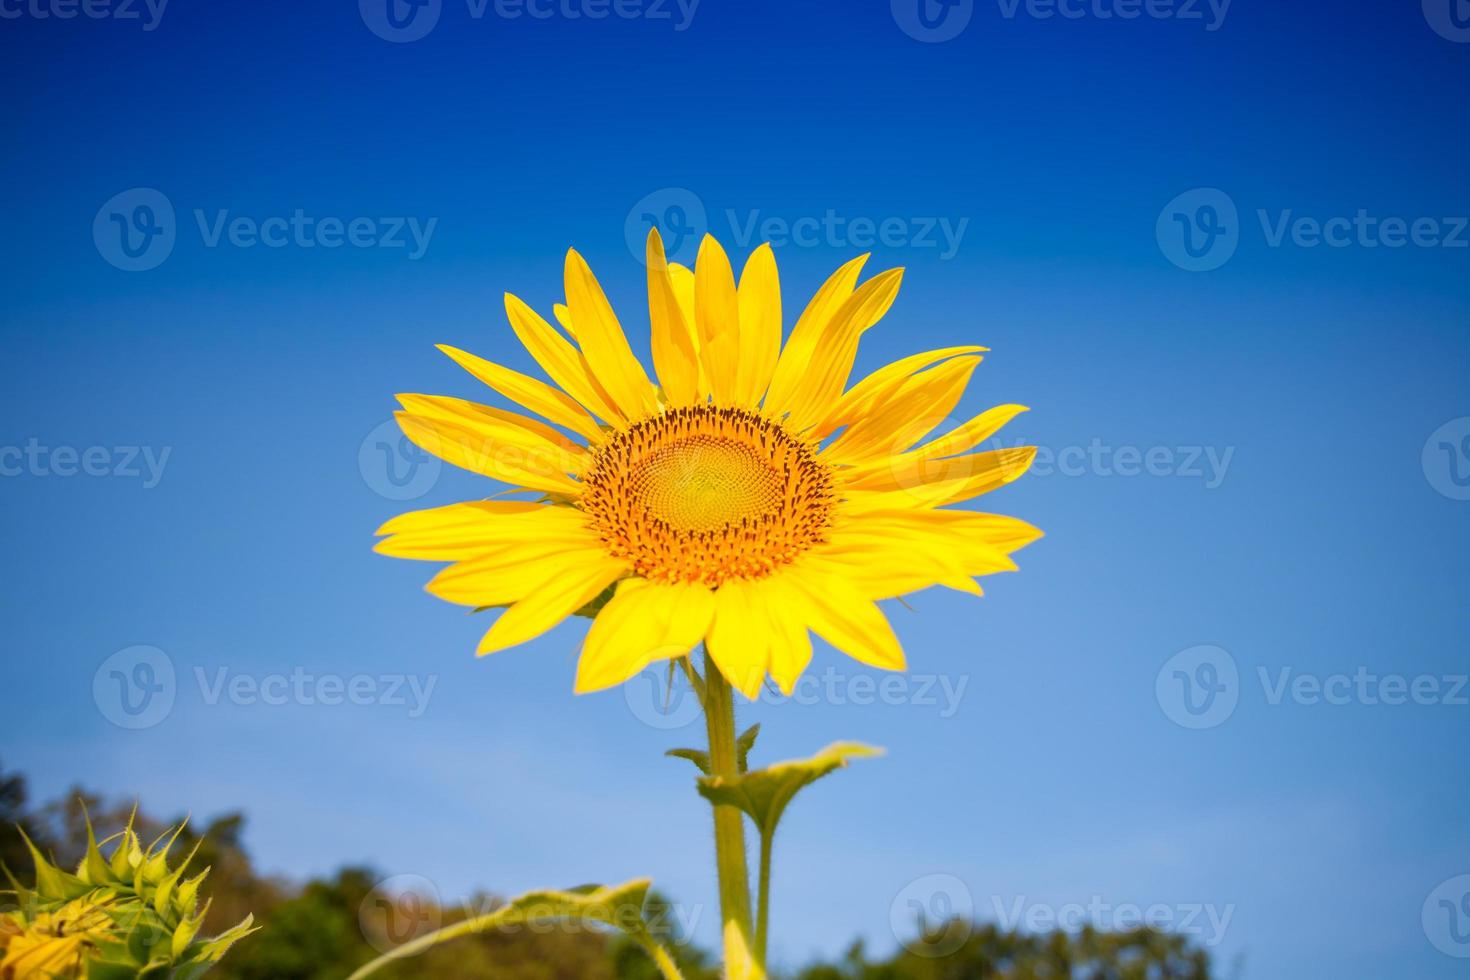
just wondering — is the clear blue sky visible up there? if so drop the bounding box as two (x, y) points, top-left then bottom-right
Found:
(3, 1), (1469, 977)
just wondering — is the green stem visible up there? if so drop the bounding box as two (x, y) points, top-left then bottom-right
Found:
(702, 648), (758, 976)
(640, 935), (689, 980)
(754, 826), (773, 965)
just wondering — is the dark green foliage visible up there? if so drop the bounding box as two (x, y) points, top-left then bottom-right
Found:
(0, 765), (1212, 980)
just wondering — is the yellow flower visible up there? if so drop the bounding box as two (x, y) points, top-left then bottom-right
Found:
(377, 232), (1041, 698)
(0, 897), (113, 979)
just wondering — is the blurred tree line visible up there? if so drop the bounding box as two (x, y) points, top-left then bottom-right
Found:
(1, 765), (1210, 979)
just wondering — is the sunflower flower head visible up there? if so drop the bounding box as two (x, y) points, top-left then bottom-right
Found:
(376, 230), (1041, 698)
(0, 811), (255, 979)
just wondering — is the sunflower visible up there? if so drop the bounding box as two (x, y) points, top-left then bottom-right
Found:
(376, 231), (1041, 698)
(0, 897), (114, 979)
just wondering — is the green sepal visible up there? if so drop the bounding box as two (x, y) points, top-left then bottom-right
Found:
(175, 868), (209, 916)
(171, 905), (206, 959)
(171, 914), (257, 980)
(141, 821), (188, 886)
(15, 826), (91, 902)
(666, 723), (760, 775)
(2, 860), (35, 908)
(347, 878), (667, 980)
(80, 804), (116, 886)
(572, 579), (620, 619)
(154, 840), (204, 920)
(697, 741), (883, 836)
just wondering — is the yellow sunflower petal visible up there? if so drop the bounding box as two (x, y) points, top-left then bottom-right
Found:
(564, 249), (659, 420)
(813, 345), (986, 440)
(775, 267), (905, 433)
(396, 394), (586, 466)
(646, 229), (703, 407)
(762, 253), (868, 416)
(505, 292), (625, 425)
(375, 499), (559, 559)
(552, 302), (575, 339)
(705, 578), (770, 698)
(735, 243), (781, 407)
(395, 411), (583, 494)
(694, 235), (742, 406)
(427, 535), (610, 606)
(822, 354), (981, 465)
(842, 446), (1037, 508)
(838, 404), (1029, 482)
(476, 555), (629, 655)
(668, 262), (697, 328)
(813, 508), (1041, 599)
(779, 562), (906, 671)
(574, 579), (715, 693)
(435, 345), (604, 444)
(750, 578), (812, 696)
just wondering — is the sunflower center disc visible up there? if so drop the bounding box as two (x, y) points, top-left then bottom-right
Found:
(629, 436), (783, 533)
(581, 405), (834, 585)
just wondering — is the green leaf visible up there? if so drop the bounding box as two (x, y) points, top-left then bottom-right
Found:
(666, 723), (761, 775)
(347, 878), (678, 980)
(697, 741), (882, 836)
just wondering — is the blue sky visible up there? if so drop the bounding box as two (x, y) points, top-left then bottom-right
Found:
(3, 1), (1469, 977)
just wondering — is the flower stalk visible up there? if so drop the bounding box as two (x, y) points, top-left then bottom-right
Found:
(701, 648), (762, 979)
